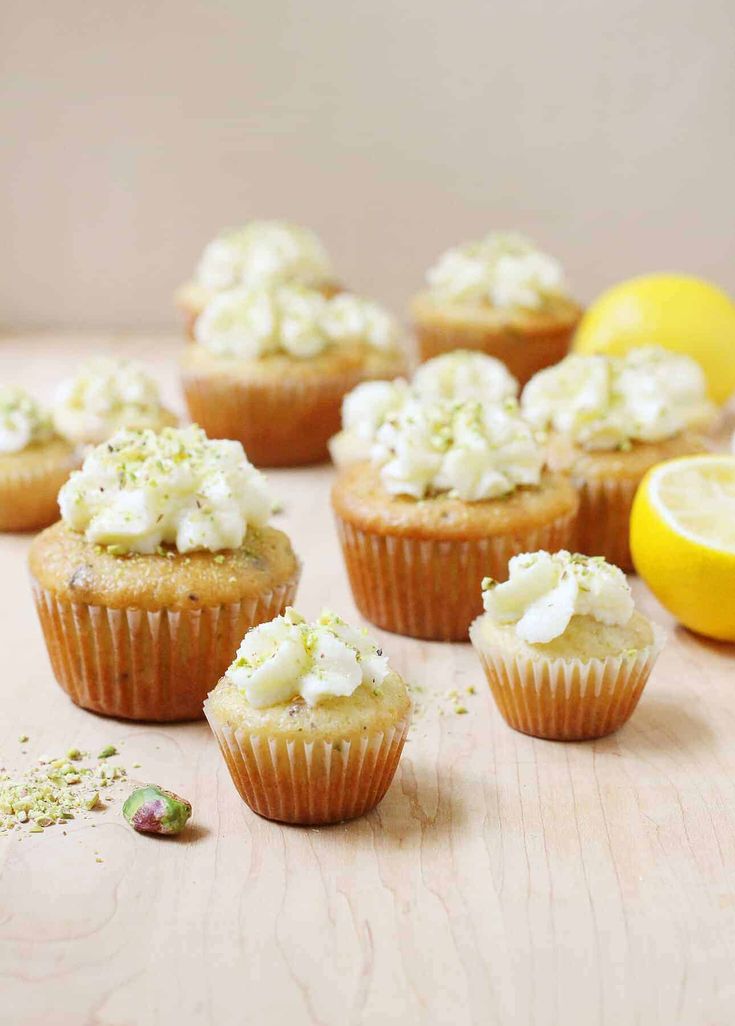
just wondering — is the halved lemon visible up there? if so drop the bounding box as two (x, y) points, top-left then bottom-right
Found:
(630, 454), (735, 640)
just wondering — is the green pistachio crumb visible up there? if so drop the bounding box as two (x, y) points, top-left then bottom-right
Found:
(454, 705), (469, 715)
(66, 747), (83, 761)
(213, 554), (226, 564)
(97, 745), (117, 759)
(18, 734), (29, 743)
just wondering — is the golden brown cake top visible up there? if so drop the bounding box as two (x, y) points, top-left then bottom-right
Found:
(29, 520), (298, 611)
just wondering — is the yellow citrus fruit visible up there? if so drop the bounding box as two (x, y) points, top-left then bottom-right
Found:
(630, 454), (735, 640)
(574, 274), (735, 404)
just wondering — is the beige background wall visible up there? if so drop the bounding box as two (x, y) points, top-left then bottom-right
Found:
(1, 0), (734, 331)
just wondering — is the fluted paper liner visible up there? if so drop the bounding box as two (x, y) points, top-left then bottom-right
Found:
(204, 709), (410, 825)
(334, 509), (576, 641)
(182, 370), (373, 468)
(0, 448), (78, 532)
(31, 576), (299, 722)
(572, 474), (640, 572)
(470, 618), (666, 741)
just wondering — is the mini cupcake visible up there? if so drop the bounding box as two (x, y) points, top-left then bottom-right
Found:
(0, 386), (79, 532)
(329, 350), (519, 468)
(182, 284), (406, 467)
(412, 232), (582, 385)
(205, 608), (411, 825)
(470, 550), (665, 740)
(332, 396), (579, 640)
(53, 357), (177, 448)
(522, 346), (714, 570)
(175, 220), (340, 338)
(29, 426), (300, 722)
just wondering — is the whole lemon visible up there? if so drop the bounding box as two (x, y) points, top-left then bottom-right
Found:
(574, 274), (735, 404)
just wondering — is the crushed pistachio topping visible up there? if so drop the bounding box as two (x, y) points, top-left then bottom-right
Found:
(481, 550), (635, 644)
(53, 356), (169, 446)
(370, 396), (543, 501)
(0, 386), (54, 454)
(195, 284), (399, 359)
(0, 749), (128, 835)
(426, 232), (568, 308)
(58, 425), (273, 555)
(225, 607), (391, 708)
(196, 220), (334, 292)
(522, 347), (715, 450)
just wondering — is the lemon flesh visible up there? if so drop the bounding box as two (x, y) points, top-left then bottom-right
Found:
(630, 455), (735, 640)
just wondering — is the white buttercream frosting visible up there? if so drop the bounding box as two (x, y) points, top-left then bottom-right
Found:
(481, 550), (634, 644)
(522, 346), (714, 450)
(59, 425), (273, 554)
(53, 358), (170, 446)
(372, 397), (543, 501)
(195, 285), (399, 359)
(426, 232), (567, 308)
(0, 387), (54, 454)
(224, 608), (390, 708)
(413, 350), (519, 404)
(196, 220), (333, 292)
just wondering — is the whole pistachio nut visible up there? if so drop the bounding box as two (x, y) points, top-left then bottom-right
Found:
(122, 785), (192, 836)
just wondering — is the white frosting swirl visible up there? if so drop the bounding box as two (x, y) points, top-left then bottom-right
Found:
(0, 387), (54, 454)
(372, 397), (543, 501)
(482, 550), (634, 644)
(413, 350), (519, 404)
(426, 232), (567, 308)
(196, 221), (333, 292)
(225, 608), (390, 708)
(195, 286), (399, 359)
(522, 346), (714, 450)
(59, 425), (273, 554)
(53, 358), (170, 446)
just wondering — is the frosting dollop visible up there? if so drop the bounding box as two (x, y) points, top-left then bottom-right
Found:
(426, 232), (567, 308)
(53, 358), (170, 446)
(0, 387), (54, 454)
(59, 425), (273, 554)
(372, 397), (543, 501)
(224, 608), (390, 708)
(413, 350), (519, 404)
(196, 220), (333, 292)
(522, 346), (714, 450)
(482, 550), (634, 644)
(195, 285), (399, 359)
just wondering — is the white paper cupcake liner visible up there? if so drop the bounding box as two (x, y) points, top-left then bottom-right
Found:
(572, 474), (640, 571)
(204, 709), (410, 825)
(470, 618), (666, 740)
(31, 576), (299, 722)
(334, 508), (576, 641)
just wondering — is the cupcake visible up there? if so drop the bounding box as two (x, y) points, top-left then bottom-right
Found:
(521, 346), (714, 570)
(205, 608), (411, 825)
(182, 284), (406, 467)
(175, 220), (340, 338)
(29, 426), (300, 722)
(470, 550), (665, 740)
(329, 350), (519, 468)
(332, 396), (579, 640)
(53, 357), (177, 448)
(0, 386), (79, 532)
(412, 232), (582, 385)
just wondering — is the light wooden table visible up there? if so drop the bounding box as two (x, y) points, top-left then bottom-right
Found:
(2, 334), (735, 1026)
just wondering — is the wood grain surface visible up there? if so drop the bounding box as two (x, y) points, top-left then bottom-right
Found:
(1, 334), (735, 1026)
